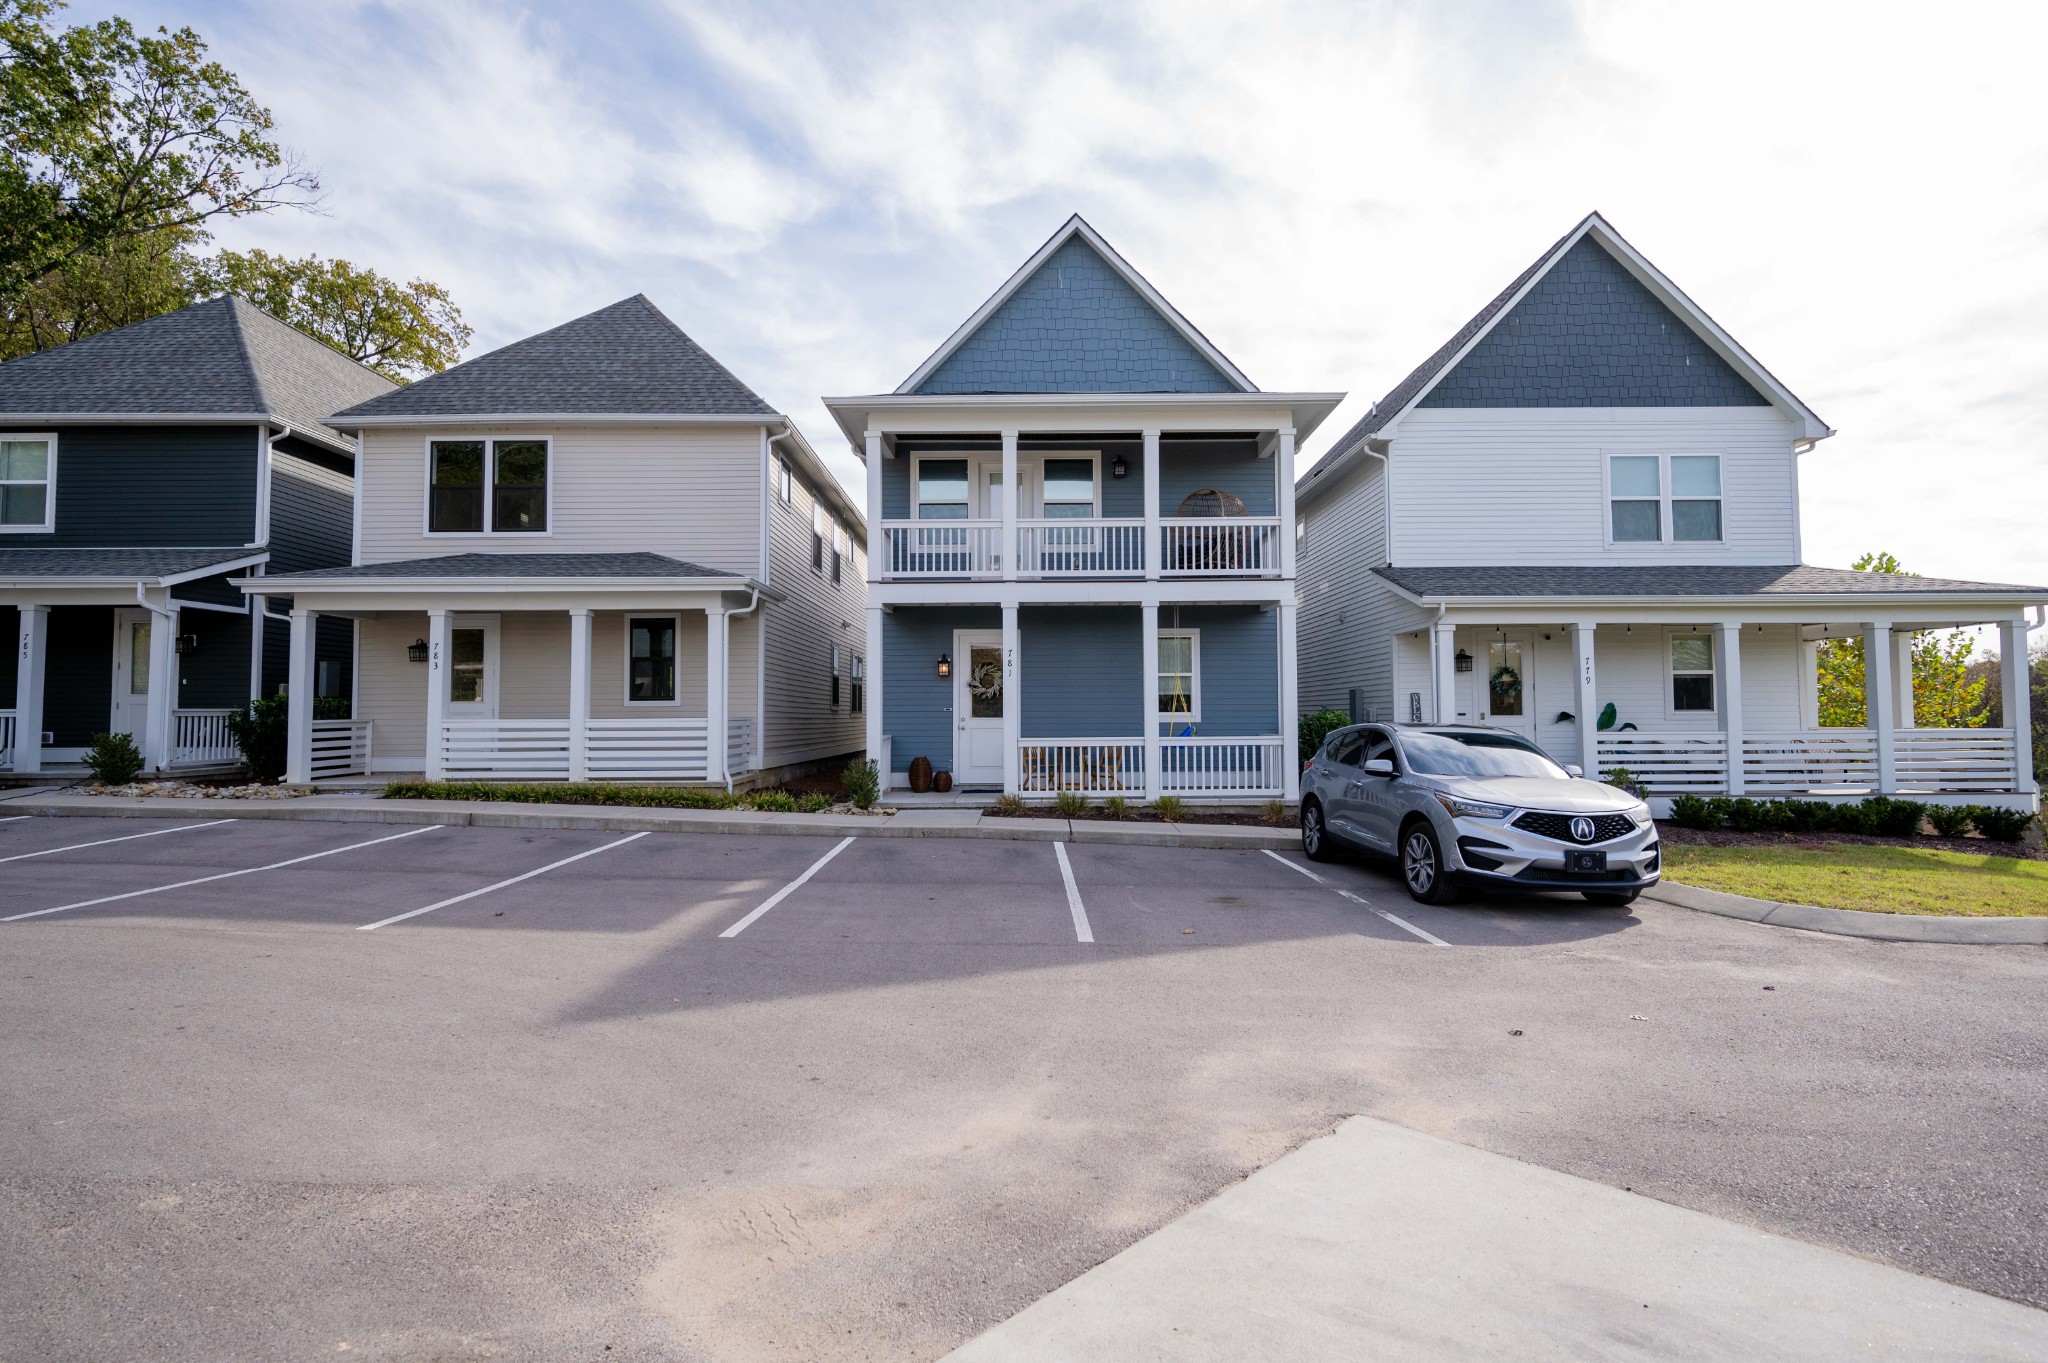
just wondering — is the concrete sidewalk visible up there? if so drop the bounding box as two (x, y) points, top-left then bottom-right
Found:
(0, 791), (1295, 851)
(947, 1117), (2048, 1362)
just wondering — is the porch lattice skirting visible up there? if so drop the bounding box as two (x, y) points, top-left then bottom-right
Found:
(1598, 729), (2020, 796)
(1017, 736), (1288, 797)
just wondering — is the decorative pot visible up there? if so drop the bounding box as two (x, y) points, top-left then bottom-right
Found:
(932, 770), (953, 793)
(908, 755), (934, 793)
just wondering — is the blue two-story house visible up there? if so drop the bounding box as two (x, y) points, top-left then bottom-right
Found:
(825, 216), (1342, 800)
(0, 296), (393, 775)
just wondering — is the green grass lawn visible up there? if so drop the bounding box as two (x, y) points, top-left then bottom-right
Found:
(1661, 843), (2048, 917)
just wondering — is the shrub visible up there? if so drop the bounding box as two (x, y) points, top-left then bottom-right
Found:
(841, 758), (881, 810)
(1600, 766), (1646, 799)
(1864, 796), (1927, 839)
(224, 691), (350, 781)
(1151, 795), (1185, 821)
(1101, 795), (1129, 820)
(1777, 800), (1834, 834)
(989, 793), (1027, 817)
(1666, 794), (1719, 830)
(747, 790), (799, 813)
(794, 793), (835, 814)
(84, 731), (146, 785)
(1966, 805), (2037, 843)
(1723, 798), (1775, 832)
(1299, 708), (1352, 762)
(1261, 798), (1291, 826)
(1925, 803), (1974, 838)
(1053, 789), (1089, 818)
(1824, 801), (1878, 836)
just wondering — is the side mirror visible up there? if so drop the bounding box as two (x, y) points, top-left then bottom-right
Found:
(1361, 758), (1395, 777)
(1564, 764), (1584, 779)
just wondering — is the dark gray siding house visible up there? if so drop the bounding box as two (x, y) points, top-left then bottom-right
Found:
(0, 296), (394, 775)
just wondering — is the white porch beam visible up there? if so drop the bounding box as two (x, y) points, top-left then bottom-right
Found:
(1571, 621), (1597, 778)
(1001, 603), (1021, 795)
(424, 608), (449, 781)
(705, 607), (728, 787)
(1141, 602), (1161, 801)
(1278, 599), (1300, 801)
(1892, 628), (1916, 729)
(2001, 617), (2037, 796)
(1431, 621), (1456, 724)
(864, 431), (883, 573)
(145, 601), (179, 773)
(1864, 621), (1897, 793)
(14, 604), (48, 773)
(1275, 427), (1297, 580)
(1000, 428), (1019, 584)
(1717, 622), (1745, 796)
(285, 608), (316, 784)
(567, 607), (591, 783)
(865, 604), (885, 788)
(1142, 427), (1161, 582)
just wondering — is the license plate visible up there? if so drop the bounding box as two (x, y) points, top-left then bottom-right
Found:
(1566, 850), (1608, 874)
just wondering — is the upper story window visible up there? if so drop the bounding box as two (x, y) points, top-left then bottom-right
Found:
(812, 503), (827, 572)
(1040, 458), (1096, 518)
(774, 455), (793, 505)
(831, 521), (847, 583)
(914, 458), (970, 519)
(1608, 453), (1722, 545)
(428, 438), (550, 534)
(0, 434), (54, 532)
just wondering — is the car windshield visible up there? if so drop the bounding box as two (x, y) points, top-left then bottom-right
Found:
(1400, 730), (1569, 780)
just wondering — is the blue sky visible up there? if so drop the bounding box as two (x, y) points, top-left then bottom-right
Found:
(110, 0), (2048, 587)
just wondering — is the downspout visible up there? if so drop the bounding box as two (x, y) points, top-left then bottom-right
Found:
(722, 587), (764, 793)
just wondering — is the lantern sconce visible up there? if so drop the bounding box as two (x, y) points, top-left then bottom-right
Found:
(1111, 454), (1128, 479)
(407, 638), (430, 663)
(935, 652), (952, 679)
(1454, 649), (1473, 673)
(173, 633), (199, 655)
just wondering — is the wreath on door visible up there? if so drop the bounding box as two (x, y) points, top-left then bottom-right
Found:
(1489, 663), (1522, 708)
(968, 658), (1003, 704)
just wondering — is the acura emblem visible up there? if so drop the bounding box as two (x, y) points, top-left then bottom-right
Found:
(1570, 816), (1597, 843)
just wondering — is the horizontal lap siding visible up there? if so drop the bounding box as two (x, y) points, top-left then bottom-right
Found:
(765, 459), (865, 767)
(267, 446), (353, 574)
(1020, 607), (1141, 738)
(39, 425), (257, 547)
(1171, 604), (1278, 736)
(1388, 407), (1800, 566)
(1157, 440), (1273, 516)
(497, 613), (568, 719)
(355, 425), (762, 569)
(1298, 457), (1432, 720)
(881, 605), (998, 774)
(358, 613), (427, 764)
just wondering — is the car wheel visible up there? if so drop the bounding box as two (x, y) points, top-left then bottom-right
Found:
(1301, 800), (1335, 862)
(1582, 889), (1641, 907)
(1400, 821), (1461, 905)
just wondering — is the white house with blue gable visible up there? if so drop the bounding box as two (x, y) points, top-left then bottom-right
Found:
(1296, 212), (2045, 811)
(825, 216), (1342, 800)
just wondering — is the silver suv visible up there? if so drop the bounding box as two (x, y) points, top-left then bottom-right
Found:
(1299, 724), (1659, 907)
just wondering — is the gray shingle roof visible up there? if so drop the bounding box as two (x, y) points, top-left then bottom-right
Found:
(0, 546), (263, 581)
(0, 295), (395, 453)
(1374, 564), (2048, 600)
(265, 552), (741, 581)
(332, 296), (777, 421)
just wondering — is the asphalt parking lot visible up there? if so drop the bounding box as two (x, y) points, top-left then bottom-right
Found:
(3, 812), (2046, 1360)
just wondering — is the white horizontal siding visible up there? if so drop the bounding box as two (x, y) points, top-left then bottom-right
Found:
(1296, 454), (1434, 720)
(357, 613), (428, 764)
(764, 461), (867, 767)
(1387, 406), (1802, 566)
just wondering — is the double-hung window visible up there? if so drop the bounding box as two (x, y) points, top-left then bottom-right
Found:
(428, 438), (549, 534)
(1040, 458), (1096, 519)
(829, 643), (842, 707)
(913, 458), (969, 519)
(849, 654), (865, 714)
(831, 522), (846, 584)
(0, 434), (54, 531)
(1670, 632), (1715, 713)
(1608, 453), (1723, 544)
(812, 503), (827, 573)
(774, 456), (793, 505)
(626, 615), (679, 704)
(1157, 630), (1200, 726)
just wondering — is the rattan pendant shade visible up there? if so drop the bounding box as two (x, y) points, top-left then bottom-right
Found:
(1174, 487), (1249, 519)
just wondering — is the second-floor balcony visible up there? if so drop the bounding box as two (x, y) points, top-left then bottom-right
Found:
(879, 516), (1283, 580)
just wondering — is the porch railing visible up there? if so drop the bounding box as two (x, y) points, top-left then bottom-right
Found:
(434, 717), (751, 783)
(880, 520), (1003, 578)
(1158, 518), (1281, 577)
(172, 708), (240, 767)
(1595, 733), (1729, 794)
(586, 718), (708, 781)
(1019, 739), (1145, 793)
(0, 709), (14, 771)
(441, 720), (573, 781)
(309, 718), (372, 780)
(1015, 735), (1288, 797)
(1743, 731), (1878, 792)
(1159, 735), (1288, 796)
(727, 716), (756, 776)
(1893, 728), (2017, 792)
(1017, 519), (1145, 577)
(877, 517), (1287, 580)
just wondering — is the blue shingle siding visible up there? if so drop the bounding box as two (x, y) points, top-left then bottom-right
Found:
(915, 239), (1238, 395)
(1167, 604), (1278, 737)
(1420, 238), (1768, 408)
(36, 425), (259, 547)
(1020, 607), (1142, 739)
(881, 605), (1000, 773)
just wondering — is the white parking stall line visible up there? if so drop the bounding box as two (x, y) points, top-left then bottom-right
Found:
(0, 819), (236, 864)
(719, 836), (856, 938)
(1263, 850), (1452, 947)
(0, 815), (31, 824)
(1053, 842), (1094, 943)
(359, 831), (650, 930)
(4, 824), (442, 922)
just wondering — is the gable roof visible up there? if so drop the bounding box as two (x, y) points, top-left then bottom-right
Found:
(332, 295), (776, 423)
(1298, 213), (1833, 504)
(0, 295), (395, 455)
(897, 215), (1255, 395)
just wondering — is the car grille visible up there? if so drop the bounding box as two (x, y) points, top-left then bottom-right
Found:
(1511, 811), (1638, 844)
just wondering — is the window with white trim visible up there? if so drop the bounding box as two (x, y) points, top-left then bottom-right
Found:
(626, 615), (679, 704)
(1040, 457), (1097, 518)
(1158, 630), (1201, 725)
(1670, 631), (1715, 712)
(831, 521), (846, 584)
(1608, 453), (1723, 545)
(829, 643), (842, 707)
(849, 653), (864, 714)
(812, 503), (827, 573)
(428, 438), (549, 534)
(0, 434), (54, 531)
(913, 457), (970, 519)
(1670, 455), (1722, 542)
(774, 455), (793, 505)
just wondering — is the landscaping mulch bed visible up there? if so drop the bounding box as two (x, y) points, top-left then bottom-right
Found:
(985, 804), (1291, 828)
(1656, 823), (2045, 862)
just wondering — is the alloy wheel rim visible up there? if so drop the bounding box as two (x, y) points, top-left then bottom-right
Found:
(1303, 808), (1321, 852)
(1404, 834), (1434, 892)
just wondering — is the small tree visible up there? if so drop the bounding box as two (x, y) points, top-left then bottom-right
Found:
(1816, 553), (1989, 728)
(83, 730), (144, 784)
(1299, 707), (1351, 762)
(224, 690), (347, 781)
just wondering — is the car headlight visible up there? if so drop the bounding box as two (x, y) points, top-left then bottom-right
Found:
(1435, 793), (1511, 820)
(1631, 804), (1654, 826)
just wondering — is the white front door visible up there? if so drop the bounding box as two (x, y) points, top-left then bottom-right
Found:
(446, 614), (501, 718)
(109, 608), (154, 748)
(951, 629), (1005, 786)
(1475, 630), (1536, 738)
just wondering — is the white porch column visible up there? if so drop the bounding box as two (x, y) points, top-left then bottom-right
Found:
(1278, 599), (1300, 800)
(1000, 428), (1019, 584)
(285, 608), (316, 784)
(567, 608), (591, 783)
(14, 604), (48, 773)
(145, 603), (179, 772)
(1431, 621), (1456, 724)
(1571, 621), (1598, 778)
(1001, 602), (1021, 794)
(2001, 617), (2037, 795)
(1275, 427), (1297, 580)
(1864, 621), (1897, 793)
(1142, 428), (1161, 581)
(424, 608), (449, 781)
(864, 431), (884, 576)
(865, 604), (886, 786)
(1892, 629), (1917, 729)
(1141, 601), (1161, 801)
(704, 606), (728, 787)
(1717, 622), (1746, 796)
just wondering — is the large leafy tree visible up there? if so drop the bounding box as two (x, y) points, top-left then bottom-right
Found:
(1815, 552), (1990, 728)
(190, 249), (471, 381)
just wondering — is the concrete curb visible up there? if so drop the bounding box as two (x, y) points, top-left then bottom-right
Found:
(0, 793), (1297, 852)
(1645, 880), (2048, 944)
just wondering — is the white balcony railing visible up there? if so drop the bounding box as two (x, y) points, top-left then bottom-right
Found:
(1158, 518), (1281, 576)
(309, 718), (372, 780)
(172, 708), (240, 767)
(1893, 728), (2017, 792)
(1159, 735), (1287, 796)
(880, 520), (1003, 578)
(1596, 733), (1729, 794)
(1743, 731), (1878, 792)
(878, 517), (1286, 580)
(1017, 519), (1145, 577)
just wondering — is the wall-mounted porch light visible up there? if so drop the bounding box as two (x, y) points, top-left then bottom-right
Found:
(935, 652), (952, 679)
(1111, 454), (1128, 479)
(407, 638), (429, 663)
(173, 633), (199, 655)
(1454, 649), (1473, 673)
